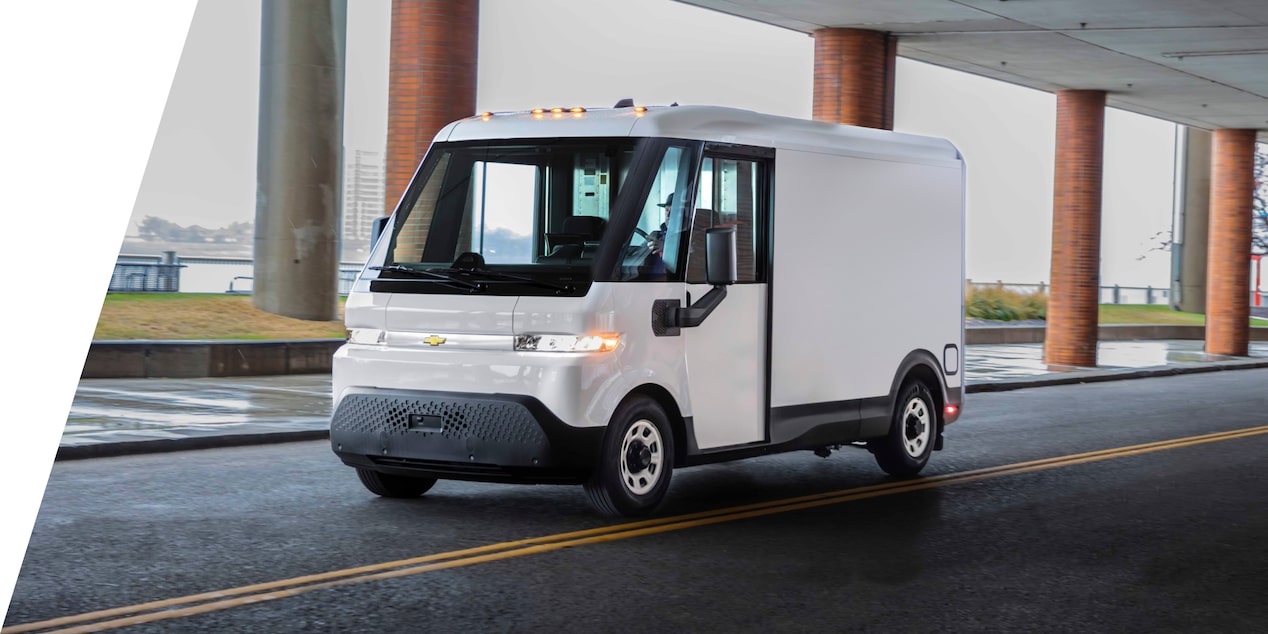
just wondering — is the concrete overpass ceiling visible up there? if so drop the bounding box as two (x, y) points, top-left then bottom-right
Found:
(676, 0), (1268, 140)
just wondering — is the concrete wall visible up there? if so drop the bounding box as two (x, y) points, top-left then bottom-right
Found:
(82, 327), (1268, 378)
(967, 325), (1268, 345)
(82, 340), (345, 379)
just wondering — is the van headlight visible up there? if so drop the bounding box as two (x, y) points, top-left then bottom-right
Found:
(348, 328), (386, 345)
(515, 334), (620, 353)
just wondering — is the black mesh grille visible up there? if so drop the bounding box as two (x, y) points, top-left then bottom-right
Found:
(332, 392), (548, 446)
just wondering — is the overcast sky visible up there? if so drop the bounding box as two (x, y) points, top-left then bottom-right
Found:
(131, 0), (1178, 286)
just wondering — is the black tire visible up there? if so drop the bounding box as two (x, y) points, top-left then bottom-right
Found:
(869, 381), (937, 476)
(356, 468), (437, 498)
(584, 395), (675, 517)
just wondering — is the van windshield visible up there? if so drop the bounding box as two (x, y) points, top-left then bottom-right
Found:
(376, 138), (638, 288)
(373, 137), (700, 294)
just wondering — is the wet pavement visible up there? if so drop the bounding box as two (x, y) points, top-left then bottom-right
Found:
(64, 375), (332, 449)
(61, 340), (1268, 450)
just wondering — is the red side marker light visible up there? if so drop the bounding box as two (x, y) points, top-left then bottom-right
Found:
(945, 405), (958, 416)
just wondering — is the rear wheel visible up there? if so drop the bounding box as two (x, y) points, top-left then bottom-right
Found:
(356, 468), (437, 498)
(584, 396), (675, 517)
(869, 381), (936, 476)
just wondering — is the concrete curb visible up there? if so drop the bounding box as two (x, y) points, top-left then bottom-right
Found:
(58, 359), (1268, 459)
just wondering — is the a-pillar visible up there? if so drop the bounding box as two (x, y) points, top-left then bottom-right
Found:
(254, 0), (347, 321)
(385, 0), (479, 213)
(1205, 129), (1257, 356)
(1045, 90), (1106, 368)
(811, 28), (895, 129)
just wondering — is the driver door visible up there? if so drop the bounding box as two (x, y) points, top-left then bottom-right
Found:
(682, 152), (770, 450)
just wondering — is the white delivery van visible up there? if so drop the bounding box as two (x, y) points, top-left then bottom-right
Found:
(331, 104), (964, 517)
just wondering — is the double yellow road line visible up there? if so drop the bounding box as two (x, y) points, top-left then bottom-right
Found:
(9, 424), (1268, 634)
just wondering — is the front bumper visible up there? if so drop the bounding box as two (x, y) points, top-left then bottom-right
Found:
(331, 388), (604, 484)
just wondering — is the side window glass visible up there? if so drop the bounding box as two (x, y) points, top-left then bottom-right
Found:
(621, 145), (694, 281)
(687, 155), (763, 283)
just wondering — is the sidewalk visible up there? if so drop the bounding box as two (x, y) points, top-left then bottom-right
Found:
(59, 340), (1268, 459)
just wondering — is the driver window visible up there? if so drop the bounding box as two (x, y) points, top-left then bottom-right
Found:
(687, 155), (764, 283)
(621, 144), (693, 281)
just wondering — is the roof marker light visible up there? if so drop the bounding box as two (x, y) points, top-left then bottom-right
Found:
(634, 105), (647, 113)
(550, 107), (564, 113)
(531, 108), (546, 115)
(570, 107), (586, 114)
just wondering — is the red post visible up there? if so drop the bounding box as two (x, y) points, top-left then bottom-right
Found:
(1255, 255), (1262, 307)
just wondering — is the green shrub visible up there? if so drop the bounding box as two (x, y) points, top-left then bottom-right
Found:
(966, 286), (1047, 321)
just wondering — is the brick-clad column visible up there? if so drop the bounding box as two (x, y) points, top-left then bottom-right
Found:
(1205, 129), (1256, 356)
(386, 0), (478, 214)
(1044, 90), (1106, 368)
(811, 28), (895, 130)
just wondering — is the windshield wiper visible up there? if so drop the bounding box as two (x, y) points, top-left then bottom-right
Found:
(427, 267), (575, 293)
(370, 265), (483, 291)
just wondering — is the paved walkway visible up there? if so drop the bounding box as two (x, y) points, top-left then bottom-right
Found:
(60, 340), (1268, 457)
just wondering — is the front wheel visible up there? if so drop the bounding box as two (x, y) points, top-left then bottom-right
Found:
(584, 396), (675, 517)
(356, 468), (437, 498)
(869, 381), (937, 476)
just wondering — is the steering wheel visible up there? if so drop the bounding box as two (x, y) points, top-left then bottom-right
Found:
(624, 226), (659, 265)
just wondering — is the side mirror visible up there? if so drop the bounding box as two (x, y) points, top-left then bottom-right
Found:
(705, 226), (737, 286)
(371, 215), (391, 247)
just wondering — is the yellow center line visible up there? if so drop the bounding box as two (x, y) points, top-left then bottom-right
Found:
(9, 424), (1268, 634)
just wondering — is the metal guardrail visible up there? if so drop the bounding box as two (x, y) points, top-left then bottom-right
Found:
(967, 281), (1172, 305)
(113, 254), (363, 295)
(108, 262), (184, 292)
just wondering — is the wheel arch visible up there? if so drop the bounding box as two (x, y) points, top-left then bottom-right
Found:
(621, 383), (688, 464)
(889, 349), (948, 428)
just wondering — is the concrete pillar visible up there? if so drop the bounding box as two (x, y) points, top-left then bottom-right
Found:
(1205, 129), (1256, 356)
(385, 0), (479, 214)
(1044, 90), (1106, 368)
(811, 28), (895, 130)
(254, 0), (347, 321)
(1170, 127), (1211, 314)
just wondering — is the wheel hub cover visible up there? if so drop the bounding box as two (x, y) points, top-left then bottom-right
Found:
(626, 440), (652, 470)
(905, 414), (926, 440)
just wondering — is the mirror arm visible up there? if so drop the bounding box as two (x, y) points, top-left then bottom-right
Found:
(667, 285), (728, 328)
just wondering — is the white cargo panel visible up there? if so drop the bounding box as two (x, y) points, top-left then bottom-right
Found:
(770, 149), (964, 408)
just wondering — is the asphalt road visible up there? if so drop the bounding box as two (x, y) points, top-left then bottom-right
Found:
(7, 369), (1268, 633)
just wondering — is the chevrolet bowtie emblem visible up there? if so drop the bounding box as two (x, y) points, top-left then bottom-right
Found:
(423, 335), (447, 347)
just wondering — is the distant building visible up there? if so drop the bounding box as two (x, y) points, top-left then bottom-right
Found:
(343, 149), (386, 247)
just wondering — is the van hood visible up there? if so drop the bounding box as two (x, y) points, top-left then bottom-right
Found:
(384, 294), (517, 335)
